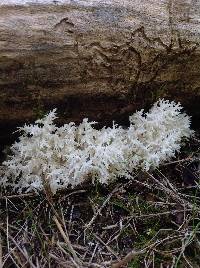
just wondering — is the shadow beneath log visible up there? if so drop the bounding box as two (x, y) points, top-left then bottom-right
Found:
(0, 80), (199, 162)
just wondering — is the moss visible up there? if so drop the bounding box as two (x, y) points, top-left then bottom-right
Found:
(33, 104), (46, 119)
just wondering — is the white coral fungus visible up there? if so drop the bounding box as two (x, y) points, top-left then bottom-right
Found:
(0, 99), (193, 193)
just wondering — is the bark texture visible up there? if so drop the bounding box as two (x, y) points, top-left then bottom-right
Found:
(0, 0), (200, 147)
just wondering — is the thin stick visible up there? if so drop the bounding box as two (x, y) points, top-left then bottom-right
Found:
(89, 242), (99, 264)
(133, 209), (193, 219)
(49, 253), (73, 268)
(8, 235), (37, 268)
(0, 193), (36, 200)
(112, 234), (184, 268)
(93, 233), (120, 260)
(0, 233), (2, 268)
(111, 248), (146, 268)
(85, 184), (121, 230)
(162, 157), (192, 166)
(53, 216), (81, 267)
(5, 198), (10, 253)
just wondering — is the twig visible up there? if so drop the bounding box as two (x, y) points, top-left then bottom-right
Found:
(162, 157), (193, 166)
(8, 252), (22, 268)
(53, 216), (81, 267)
(0, 233), (2, 268)
(0, 193), (37, 200)
(8, 234), (37, 268)
(5, 198), (10, 254)
(59, 190), (86, 201)
(49, 253), (73, 268)
(145, 172), (191, 207)
(85, 184), (121, 230)
(111, 248), (146, 268)
(93, 233), (120, 260)
(132, 209), (193, 219)
(111, 233), (184, 268)
(89, 242), (99, 264)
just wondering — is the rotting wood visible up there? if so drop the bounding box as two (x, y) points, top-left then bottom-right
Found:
(0, 0), (200, 148)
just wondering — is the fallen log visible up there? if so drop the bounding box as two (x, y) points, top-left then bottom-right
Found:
(0, 0), (200, 149)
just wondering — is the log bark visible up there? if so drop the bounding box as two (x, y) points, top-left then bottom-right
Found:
(0, 0), (200, 147)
